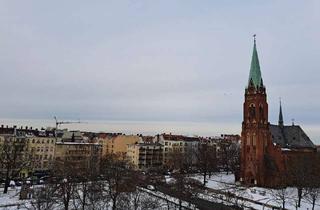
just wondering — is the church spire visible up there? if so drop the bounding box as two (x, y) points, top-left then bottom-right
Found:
(279, 98), (284, 127)
(248, 35), (263, 88)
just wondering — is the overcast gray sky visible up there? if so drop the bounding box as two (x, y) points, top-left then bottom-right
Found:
(0, 1), (319, 139)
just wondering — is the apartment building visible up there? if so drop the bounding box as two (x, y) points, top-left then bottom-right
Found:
(54, 142), (102, 172)
(104, 134), (140, 155)
(0, 126), (30, 178)
(155, 133), (200, 165)
(95, 133), (118, 157)
(127, 142), (163, 170)
(26, 130), (56, 174)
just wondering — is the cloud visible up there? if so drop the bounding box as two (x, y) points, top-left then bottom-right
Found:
(0, 1), (319, 140)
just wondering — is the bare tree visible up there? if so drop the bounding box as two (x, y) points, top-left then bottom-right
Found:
(0, 135), (33, 194)
(305, 188), (320, 210)
(100, 153), (138, 210)
(23, 184), (57, 210)
(138, 194), (162, 210)
(51, 160), (78, 210)
(304, 154), (320, 210)
(196, 143), (218, 186)
(72, 154), (101, 210)
(168, 173), (202, 210)
(217, 141), (240, 177)
(270, 185), (294, 209)
(226, 143), (241, 180)
(287, 154), (313, 207)
(85, 181), (108, 210)
(164, 149), (190, 174)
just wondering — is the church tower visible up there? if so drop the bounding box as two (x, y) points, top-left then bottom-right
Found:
(240, 37), (271, 186)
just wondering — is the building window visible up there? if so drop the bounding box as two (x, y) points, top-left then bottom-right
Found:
(249, 104), (256, 118)
(259, 105), (264, 120)
(246, 135), (250, 146)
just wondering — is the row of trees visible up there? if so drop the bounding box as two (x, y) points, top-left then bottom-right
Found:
(165, 142), (240, 185)
(264, 153), (320, 210)
(23, 153), (163, 210)
(159, 142), (240, 210)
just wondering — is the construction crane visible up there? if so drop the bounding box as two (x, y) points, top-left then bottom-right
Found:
(54, 116), (84, 130)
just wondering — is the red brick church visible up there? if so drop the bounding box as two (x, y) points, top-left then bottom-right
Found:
(240, 38), (316, 187)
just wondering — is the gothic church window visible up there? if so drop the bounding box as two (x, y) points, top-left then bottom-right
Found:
(259, 104), (264, 120)
(249, 104), (256, 118)
(246, 134), (250, 146)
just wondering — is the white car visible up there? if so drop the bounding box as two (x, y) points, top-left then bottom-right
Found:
(147, 185), (155, 191)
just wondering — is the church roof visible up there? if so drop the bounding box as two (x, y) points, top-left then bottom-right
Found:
(248, 38), (263, 88)
(270, 124), (315, 149)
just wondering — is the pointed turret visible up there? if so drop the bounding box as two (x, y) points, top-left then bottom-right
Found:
(248, 35), (263, 88)
(279, 99), (284, 127)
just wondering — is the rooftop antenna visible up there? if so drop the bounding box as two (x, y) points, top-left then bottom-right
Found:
(291, 118), (295, 126)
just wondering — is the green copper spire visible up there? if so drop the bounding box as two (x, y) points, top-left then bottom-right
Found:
(248, 35), (262, 87)
(279, 99), (284, 126)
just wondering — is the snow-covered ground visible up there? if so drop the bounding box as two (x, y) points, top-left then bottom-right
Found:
(0, 185), (196, 210)
(0, 187), (24, 207)
(192, 173), (320, 210)
(2, 174), (320, 210)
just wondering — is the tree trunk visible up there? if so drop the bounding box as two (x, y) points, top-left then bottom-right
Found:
(312, 198), (315, 210)
(297, 188), (302, 207)
(64, 201), (69, 210)
(203, 171), (207, 186)
(282, 200), (285, 210)
(112, 197), (117, 210)
(82, 194), (86, 210)
(3, 178), (10, 194)
(3, 167), (11, 194)
(82, 185), (87, 210)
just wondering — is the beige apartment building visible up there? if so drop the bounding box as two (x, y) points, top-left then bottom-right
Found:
(26, 131), (56, 173)
(0, 126), (56, 177)
(95, 133), (118, 157)
(127, 143), (163, 170)
(0, 128), (30, 178)
(54, 142), (102, 172)
(104, 134), (140, 155)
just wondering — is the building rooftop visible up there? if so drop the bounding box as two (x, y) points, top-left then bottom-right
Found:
(161, 133), (200, 142)
(270, 124), (315, 149)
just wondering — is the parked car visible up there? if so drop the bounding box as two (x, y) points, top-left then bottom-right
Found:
(147, 185), (155, 191)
